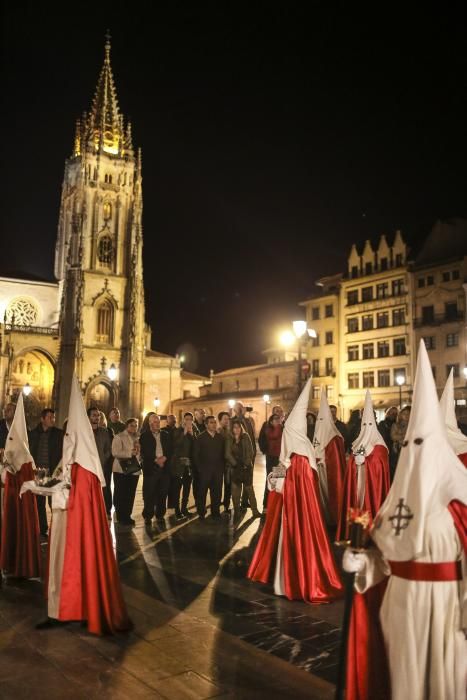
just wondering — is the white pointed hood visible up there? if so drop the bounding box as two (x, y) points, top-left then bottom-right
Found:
(440, 369), (467, 457)
(62, 375), (106, 485)
(373, 341), (467, 561)
(4, 393), (34, 472)
(279, 378), (317, 470)
(352, 390), (387, 456)
(314, 388), (342, 462)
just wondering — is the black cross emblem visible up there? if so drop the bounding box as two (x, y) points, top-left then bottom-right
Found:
(389, 498), (413, 535)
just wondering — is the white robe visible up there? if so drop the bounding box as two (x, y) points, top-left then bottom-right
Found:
(357, 508), (467, 700)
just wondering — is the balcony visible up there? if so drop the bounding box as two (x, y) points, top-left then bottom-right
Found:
(414, 311), (463, 328)
(4, 323), (58, 336)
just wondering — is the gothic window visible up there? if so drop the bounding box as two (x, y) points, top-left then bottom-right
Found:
(96, 300), (114, 344)
(97, 235), (114, 266)
(103, 201), (112, 220)
(7, 298), (39, 326)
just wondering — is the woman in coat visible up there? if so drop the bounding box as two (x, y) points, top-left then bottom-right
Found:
(112, 418), (141, 525)
(226, 420), (260, 522)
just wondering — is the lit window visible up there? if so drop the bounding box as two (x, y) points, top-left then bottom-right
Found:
(96, 301), (114, 344)
(348, 373), (359, 389)
(362, 371), (374, 388)
(378, 370), (390, 387)
(98, 236), (114, 266)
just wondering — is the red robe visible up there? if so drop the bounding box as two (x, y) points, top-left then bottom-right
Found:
(324, 435), (346, 526)
(247, 489), (283, 583)
(338, 445), (390, 541)
(458, 452), (467, 468)
(345, 501), (467, 700)
(56, 464), (131, 635)
(282, 455), (343, 602)
(0, 463), (41, 578)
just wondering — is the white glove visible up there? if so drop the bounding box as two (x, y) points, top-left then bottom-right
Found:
(342, 548), (367, 574)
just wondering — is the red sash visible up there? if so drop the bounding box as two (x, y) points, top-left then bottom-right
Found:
(388, 559), (462, 582)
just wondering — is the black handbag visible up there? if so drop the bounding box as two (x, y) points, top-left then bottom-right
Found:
(118, 456), (141, 475)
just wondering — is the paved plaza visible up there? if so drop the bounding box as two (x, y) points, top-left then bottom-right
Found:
(0, 458), (343, 699)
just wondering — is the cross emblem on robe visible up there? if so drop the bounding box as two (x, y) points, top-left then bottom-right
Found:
(389, 498), (414, 535)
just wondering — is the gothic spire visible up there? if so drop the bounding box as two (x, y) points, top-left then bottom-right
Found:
(87, 32), (124, 155)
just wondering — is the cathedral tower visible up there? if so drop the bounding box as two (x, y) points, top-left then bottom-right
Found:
(55, 36), (145, 421)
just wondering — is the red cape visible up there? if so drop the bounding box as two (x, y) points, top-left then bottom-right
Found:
(337, 445), (390, 541)
(57, 464), (131, 635)
(324, 435), (346, 526)
(458, 452), (467, 468)
(0, 463), (41, 578)
(345, 500), (467, 700)
(247, 489), (283, 583)
(282, 455), (343, 603)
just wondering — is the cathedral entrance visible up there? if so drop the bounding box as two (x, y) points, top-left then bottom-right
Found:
(86, 381), (115, 416)
(10, 349), (55, 428)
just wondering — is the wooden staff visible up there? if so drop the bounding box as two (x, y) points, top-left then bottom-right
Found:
(335, 510), (370, 700)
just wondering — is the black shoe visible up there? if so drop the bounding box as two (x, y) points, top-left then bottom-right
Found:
(181, 508), (189, 517)
(144, 518), (153, 526)
(35, 617), (65, 630)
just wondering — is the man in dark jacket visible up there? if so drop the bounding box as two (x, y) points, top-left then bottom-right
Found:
(330, 404), (351, 451)
(0, 402), (16, 450)
(140, 413), (173, 524)
(29, 408), (64, 536)
(193, 415), (225, 519)
(87, 407), (113, 516)
(193, 408), (206, 437)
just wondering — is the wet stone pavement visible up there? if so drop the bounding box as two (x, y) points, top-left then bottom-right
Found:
(0, 457), (343, 699)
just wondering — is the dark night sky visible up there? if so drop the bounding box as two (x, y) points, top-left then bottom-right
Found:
(1, 2), (466, 374)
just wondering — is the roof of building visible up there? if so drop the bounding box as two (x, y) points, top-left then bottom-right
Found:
(414, 218), (467, 267)
(181, 369), (209, 382)
(0, 272), (58, 286)
(145, 349), (177, 360)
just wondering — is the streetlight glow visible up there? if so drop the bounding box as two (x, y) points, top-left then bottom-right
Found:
(463, 366), (467, 380)
(107, 363), (118, 381)
(153, 397), (160, 409)
(23, 383), (32, 396)
(292, 320), (307, 338)
(279, 330), (295, 347)
(263, 394), (270, 403)
(307, 328), (317, 338)
(396, 374), (405, 386)
(228, 399), (235, 409)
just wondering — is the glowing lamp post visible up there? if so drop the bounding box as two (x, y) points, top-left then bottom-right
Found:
(396, 374), (405, 408)
(23, 383), (32, 397)
(107, 363), (118, 382)
(292, 321), (317, 395)
(153, 397), (160, 411)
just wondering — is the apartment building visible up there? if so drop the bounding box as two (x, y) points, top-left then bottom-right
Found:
(411, 219), (467, 407)
(300, 274), (341, 413)
(338, 232), (414, 419)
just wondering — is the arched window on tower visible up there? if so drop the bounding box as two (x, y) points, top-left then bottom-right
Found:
(97, 235), (114, 267)
(96, 300), (114, 344)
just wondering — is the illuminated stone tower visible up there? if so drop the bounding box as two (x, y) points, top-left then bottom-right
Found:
(55, 36), (145, 421)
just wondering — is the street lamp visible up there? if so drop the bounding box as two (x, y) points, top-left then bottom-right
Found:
(396, 374), (405, 408)
(107, 363), (118, 382)
(292, 320), (316, 395)
(463, 366), (467, 380)
(263, 394), (270, 421)
(153, 397), (160, 410)
(23, 383), (32, 397)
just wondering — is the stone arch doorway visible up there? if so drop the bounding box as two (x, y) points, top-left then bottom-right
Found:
(10, 348), (55, 428)
(86, 380), (116, 416)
